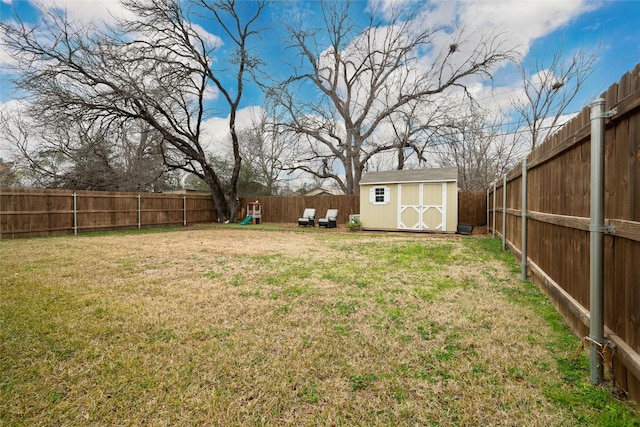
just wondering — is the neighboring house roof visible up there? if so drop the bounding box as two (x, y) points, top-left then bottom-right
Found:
(359, 167), (458, 185)
(304, 187), (343, 196)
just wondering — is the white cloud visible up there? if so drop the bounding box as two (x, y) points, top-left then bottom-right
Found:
(201, 106), (266, 152)
(0, 99), (31, 159)
(203, 85), (219, 101)
(191, 23), (224, 51)
(30, 0), (134, 25)
(368, 1), (599, 71)
(0, 25), (18, 69)
(407, 1), (601, 128)
(0, 98), (28, 112)
(434, 0), (599, 58)
(1, 2), (129, 68)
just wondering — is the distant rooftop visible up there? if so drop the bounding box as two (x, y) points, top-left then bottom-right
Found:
(303, 187), (343, 196)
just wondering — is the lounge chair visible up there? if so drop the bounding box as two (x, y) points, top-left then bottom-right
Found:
(297, 208), (316, 227)
(318, 209), (339, 228)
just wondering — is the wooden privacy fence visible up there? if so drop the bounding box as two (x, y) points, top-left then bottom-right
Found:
(1, 189), (487, 238)
(488, 63), (640, 402)
(241, 191), (487, 226)
(0, 188), (216, 238)
(457, 191), (487, 226)
(239, 194), (360, 225)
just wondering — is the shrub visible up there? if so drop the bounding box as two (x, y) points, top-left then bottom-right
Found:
(347, 216), (361, 231)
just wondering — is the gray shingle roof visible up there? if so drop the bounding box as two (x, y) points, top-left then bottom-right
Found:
(359, 167), (458, 185)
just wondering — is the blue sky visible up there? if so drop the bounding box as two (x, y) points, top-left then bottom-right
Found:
(1, 0), (639, 147)
(525, 0), (640, 105)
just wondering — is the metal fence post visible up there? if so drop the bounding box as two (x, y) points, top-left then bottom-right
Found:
(183, 195), (187, 226)
(589, 98), (607, 385)
(521, 159), (528, 280)
(492, 182), (496, 238)
(502, 174), (507, 250)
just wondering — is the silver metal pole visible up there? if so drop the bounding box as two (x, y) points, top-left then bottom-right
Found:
(589, 98), (606, 385)
(183, 195), (187, 226)
(502, 174), (507, 250)
(73, 192), (78, 235)
(521, 159), (528, 280)
(492, 182), (496, 238)
(137, 194), (141, 229)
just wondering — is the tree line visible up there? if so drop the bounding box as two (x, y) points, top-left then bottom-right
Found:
(0, 0), (594, 222)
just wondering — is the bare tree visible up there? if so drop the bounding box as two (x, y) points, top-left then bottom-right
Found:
(512, 48), (596, 149)
(236, 109), (297, 196)
(270, 1), (514, 194)
(0, 105), (170, 190)
(1, 0), (265, 221)
(429, 105), (525, 191)
(0, 108), (50, 187)
(386, 100), (463, 171)
(0, 156), (22, 187)
(427, 47), (596, 189)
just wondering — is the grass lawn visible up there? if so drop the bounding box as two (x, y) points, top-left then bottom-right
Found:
(1, 225), (639, 426)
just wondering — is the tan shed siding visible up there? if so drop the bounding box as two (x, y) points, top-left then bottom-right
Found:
(359, 169), (458, 232)
(446, 181), (458, 232)
(401, 184), (420, 204)
(422, 183), (444, 231)
(422, 183), (443, 204)
(399, 184), (420, 229)
(359, 184), (397, 229)
(423, 208), (442, 230)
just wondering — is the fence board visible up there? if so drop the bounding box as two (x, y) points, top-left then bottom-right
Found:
(488, 62), (640, 403)
(2, 189), (487, 238)
(0, 189), (217, 238)
(629, 112), (640, 222)
(457, 191), (487, 226)
(239, 195), (360, 225)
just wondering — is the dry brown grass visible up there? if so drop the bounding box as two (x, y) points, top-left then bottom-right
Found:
(1, 226), (638, 426)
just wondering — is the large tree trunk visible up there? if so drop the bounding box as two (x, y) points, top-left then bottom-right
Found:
(226, 115), (242, 223)
(203, 168), (230, 222)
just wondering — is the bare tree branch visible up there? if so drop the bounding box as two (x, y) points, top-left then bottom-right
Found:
(512, 47), (597, 149)
(1, 0), (266, 221)
(270, 0), (514, 193)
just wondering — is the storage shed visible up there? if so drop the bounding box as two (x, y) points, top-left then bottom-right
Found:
(359, 167), (458, 232)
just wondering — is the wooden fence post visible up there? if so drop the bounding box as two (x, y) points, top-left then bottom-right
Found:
(521, 159), (528, 280)
(486, 189), (489, 234)
(137, 194), (141, 229)
(73, 192), (78, 236)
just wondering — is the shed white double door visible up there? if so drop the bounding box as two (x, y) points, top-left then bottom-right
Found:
(398, 183), (447, 231)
